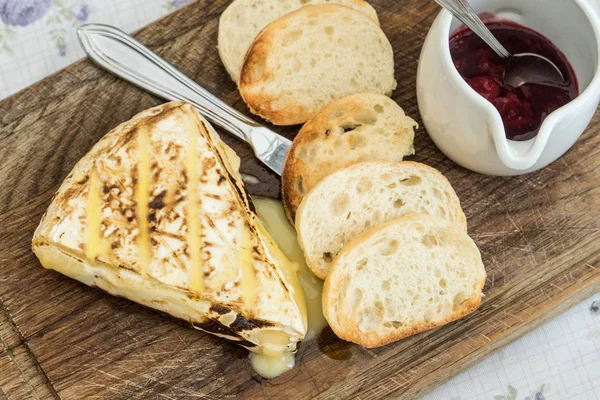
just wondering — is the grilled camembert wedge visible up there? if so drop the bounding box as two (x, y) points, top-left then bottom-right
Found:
(32, 102), (307, 358)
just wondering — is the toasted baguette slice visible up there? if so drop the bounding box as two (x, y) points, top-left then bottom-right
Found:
(282, 93), (417, 225)
(295, 162), (467, 279)
(239, 4), (396, 126)
(32, 102), (307, 357)
(323, 214), (486, 348)
(218, 0), (379, 83)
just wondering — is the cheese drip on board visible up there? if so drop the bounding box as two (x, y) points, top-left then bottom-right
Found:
(249, 351), (296, 380)
(253, 197), (327, 340)
(251, 197), (328, 379)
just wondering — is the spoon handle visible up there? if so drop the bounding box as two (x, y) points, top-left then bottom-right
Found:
(434, 0), (511, 59)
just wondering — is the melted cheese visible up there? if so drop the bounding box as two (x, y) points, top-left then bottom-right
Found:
(136, 126), (152, 267)
(238, 222), (257, 307)
(85, 168), (108, 259)
(249, 351), (295, 379)
(254, 221), (307, 331)
(187, 125), (203, 295)
(253, 197), (327, 340)
(250, 197), (328, 379)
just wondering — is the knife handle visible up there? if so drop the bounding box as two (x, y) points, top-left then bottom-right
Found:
(77, 23), (259, 143)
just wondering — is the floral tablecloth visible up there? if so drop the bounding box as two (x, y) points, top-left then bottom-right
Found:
(1, 1), (599, 399)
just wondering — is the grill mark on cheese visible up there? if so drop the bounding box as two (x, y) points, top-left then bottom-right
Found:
(77, 175), (89, 185)
(187, 121), (204, 295)
(196, 318), (261, 348)
(148, 190), (167, 225)
(113, 127), (136, 150)
(204, 214), (228, 246)
(197, 119), (255, 214)
(58, 174), (88, 210)
(152, 229), (185, 241)
(85, 166), (107, 260)
(203, 305), (276, 339)
(154, 234), (187, 272)
(192, 119), (262, 306)
(230, 314), (274, 330)
(204, 193), (223, 200)
(136, 126), (152, 268)
(149, 190), (166, 210)
(210, 304), (230, 315)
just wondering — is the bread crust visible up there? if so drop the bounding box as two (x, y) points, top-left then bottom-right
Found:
(295, 161), (468, 279)
(282, 93), (417, 225)
(322, 214), (486, 348)
(326, 290), (483, 348)
(217, 0), (379, 82)
(239, 4), (395, 126)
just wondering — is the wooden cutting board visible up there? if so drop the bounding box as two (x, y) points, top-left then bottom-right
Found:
(1, 0), (599, 398)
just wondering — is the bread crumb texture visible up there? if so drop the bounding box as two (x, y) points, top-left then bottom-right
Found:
(239, 4), (396, 125)
(323, 214), (486, 348)
(282, 93), (417, 224)
(295, 161), (467, 279)
(218, 0), (379, 82)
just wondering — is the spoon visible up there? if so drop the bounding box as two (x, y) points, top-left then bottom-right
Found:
(434, 0), (565, 87)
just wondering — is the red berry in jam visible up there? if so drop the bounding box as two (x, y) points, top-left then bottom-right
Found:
(449, 16), (578, 141)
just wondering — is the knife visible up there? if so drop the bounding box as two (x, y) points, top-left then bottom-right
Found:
(77, 23), (290, 176)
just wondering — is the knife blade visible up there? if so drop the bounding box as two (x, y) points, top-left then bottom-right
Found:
(77, 23), (290, 176)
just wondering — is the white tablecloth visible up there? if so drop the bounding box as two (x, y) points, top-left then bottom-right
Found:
(1, 1), (599, 399)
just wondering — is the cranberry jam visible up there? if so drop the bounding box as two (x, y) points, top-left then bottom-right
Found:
(450, 16), (578, 141)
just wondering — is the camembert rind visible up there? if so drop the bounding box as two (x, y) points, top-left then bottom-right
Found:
(32, 102), (307, 355)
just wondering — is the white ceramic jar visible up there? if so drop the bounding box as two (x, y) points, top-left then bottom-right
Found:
(417, 0), (600, 175)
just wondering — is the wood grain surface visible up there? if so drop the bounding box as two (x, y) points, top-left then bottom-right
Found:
(1, 0), (600, 398)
